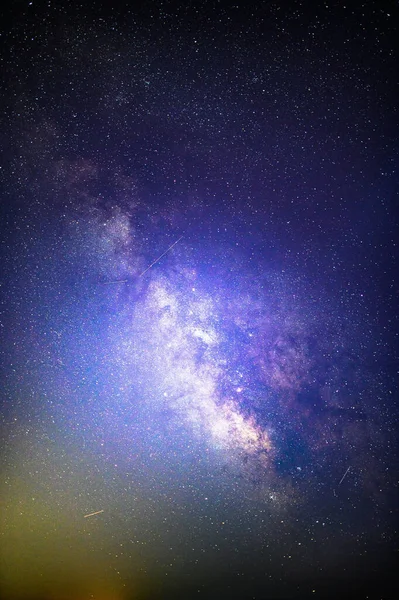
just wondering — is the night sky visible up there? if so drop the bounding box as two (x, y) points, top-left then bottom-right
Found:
(0, 1), (398, 599)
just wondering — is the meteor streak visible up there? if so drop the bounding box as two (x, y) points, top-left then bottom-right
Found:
(139, 236), (183, 277)
(338, 466), (351, 486)
(84, 509), (104, 518)
(101, 237), (183, 285)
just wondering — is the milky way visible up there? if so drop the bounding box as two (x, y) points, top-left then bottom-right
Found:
(0, 2), (397, 599)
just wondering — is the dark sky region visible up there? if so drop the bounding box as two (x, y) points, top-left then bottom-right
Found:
(0, 1), (397, 599)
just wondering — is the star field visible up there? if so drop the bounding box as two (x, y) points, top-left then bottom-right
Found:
(0, 1), (397, 599)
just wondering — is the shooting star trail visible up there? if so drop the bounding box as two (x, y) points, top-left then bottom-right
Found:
(139, 236), (183, 277)
(101, 237), (183, 285)
(338, 466), (351, 486)
(84, 510), (104, 518)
